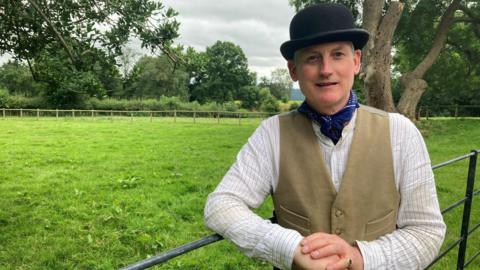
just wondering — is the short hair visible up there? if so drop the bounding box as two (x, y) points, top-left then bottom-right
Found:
(293, 42), (355, 64)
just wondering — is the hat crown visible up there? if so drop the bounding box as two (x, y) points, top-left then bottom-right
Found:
(280, 3), (369, 60)
(290, 3), (355, 40)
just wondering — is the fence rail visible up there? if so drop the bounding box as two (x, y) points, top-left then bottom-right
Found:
(0, 108), (278, 125)
(418, 105), (480, 119)
(2, 107), (479, 123)
(120, 150), (479, 270)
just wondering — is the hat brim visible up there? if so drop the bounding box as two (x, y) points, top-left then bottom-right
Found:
(280, 29), (369, 60)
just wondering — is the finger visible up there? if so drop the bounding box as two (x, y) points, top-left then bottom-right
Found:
(303, 236), (347, 255)
(314, 254), (342, 267)
(301, 237), (331, 254)
(310, 244), (344, 259)
(301, 232), (331, 245)
(326, 257), (352, 270)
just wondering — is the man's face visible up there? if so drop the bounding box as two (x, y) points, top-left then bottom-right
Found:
(287, 41), (361, 115)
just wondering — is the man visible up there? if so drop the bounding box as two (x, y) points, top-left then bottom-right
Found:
(205, 3), (445, 270)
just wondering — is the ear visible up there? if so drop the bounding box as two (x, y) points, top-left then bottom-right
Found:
(353, 50), (362, 75)
(287, 60), (298, 81)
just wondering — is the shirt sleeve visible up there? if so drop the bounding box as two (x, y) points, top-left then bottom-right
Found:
(357, 113), (446, 269)
(204, 116), (303, 270)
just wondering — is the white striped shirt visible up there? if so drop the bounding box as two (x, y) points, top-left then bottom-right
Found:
(204, 111), (446, 269)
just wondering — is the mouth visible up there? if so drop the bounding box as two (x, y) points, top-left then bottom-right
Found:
(315, 82), (338, 87)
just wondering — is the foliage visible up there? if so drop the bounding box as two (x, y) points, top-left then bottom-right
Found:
(238, 85), (262, 110)
(188, 41), (255, 103)
(4, 95), (46, 109)
(0, 61), (44, 97)
(33, 49), (106, 108)
(394, 1), (480, 108)
(123, 55), (189, 100)
(0, 86), (9, 107)
(0, 0), (179, 67)
(0, 0), (179, 108)
(259, 88), (280, 113)
(258, 68), (293, 102)
(0, 118), (478, 269)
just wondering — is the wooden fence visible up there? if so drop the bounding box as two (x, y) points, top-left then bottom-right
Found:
(0, 108), (277, 125)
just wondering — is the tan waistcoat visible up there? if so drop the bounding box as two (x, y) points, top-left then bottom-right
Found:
(272, 106), (400, 246)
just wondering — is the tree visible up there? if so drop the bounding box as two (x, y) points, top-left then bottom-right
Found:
(259, 68), (293, 102)
(34, 48), (107, 108)
(0, 0), (180, 107)
(0, 60), (43, 97)
(290, 0), (478, 119)
(188, 41), (255, 103)
(124, 55), (189, 100)
(238, 85), (262, 110)
(0, 0), (179, 69)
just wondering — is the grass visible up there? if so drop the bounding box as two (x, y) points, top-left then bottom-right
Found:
(0, 117), (479, 269)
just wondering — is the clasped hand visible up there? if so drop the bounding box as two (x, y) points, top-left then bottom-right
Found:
(292, 232), (363, 270)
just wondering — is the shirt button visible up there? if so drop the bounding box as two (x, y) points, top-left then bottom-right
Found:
(335, 210), (343, 217)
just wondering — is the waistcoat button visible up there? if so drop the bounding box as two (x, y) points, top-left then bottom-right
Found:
(335, 210), (343, 217)
(335, 228), (342, 235)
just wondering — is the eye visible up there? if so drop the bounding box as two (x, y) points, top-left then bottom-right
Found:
(333, 51), (345, 59)
(305, 54), (320, 63)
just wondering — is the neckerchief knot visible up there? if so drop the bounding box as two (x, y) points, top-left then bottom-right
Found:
(297, 90), (359, 145)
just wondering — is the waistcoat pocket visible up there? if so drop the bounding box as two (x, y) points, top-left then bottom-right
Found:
(278, 204), (311, 236)
(364, 210), (396, 240)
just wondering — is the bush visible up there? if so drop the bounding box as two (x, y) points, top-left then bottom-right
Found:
(0, 87), (9, 108)
(224, 101), (239, 112)
(7, 95), (47, 109)
(259, 88), (280, 113)
(288, 101), (301, 111)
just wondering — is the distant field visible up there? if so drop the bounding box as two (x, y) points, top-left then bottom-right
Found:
(0, 117), (479, 269)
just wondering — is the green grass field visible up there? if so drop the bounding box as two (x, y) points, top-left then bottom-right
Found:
(0, 117), (479, 269)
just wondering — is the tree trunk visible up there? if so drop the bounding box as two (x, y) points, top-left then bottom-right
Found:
(397, 0), (461, 118)
(397, 75), (428, 119)
(361, 1), (403, 112)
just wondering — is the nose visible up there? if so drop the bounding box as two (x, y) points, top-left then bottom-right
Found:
(319, 58), (333, 77)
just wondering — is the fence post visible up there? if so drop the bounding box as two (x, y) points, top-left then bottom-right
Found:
(150, 111), (153, 122)
(238, 113), (241, 125)
(3, 108), (5, 118)
(174, 109), (177, 123)
(37, 108), (40, 120)
(20, 108), (23, 118)
(91, 109), (94, 119)
(72, 109), (75, 119)
(457, 150), (478, 270)
(110, 110), (113, 122)
(217, 112), (220, 124)
(56, 108), (59, 118)
(193, 110), (196, 124)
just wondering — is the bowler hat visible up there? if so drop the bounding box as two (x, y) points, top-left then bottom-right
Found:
(280, 3), (369, 60)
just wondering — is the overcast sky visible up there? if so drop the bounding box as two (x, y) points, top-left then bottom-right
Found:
(0, 1), (296, 79)
(161, 0), (296, 78)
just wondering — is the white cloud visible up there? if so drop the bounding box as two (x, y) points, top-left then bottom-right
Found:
(162, 0), (296, 78)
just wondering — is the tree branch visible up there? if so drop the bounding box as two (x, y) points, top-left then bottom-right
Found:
(26, 0), (77, 69)
(411, 0), (461, 78)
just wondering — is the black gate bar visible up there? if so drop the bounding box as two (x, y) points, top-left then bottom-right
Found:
(119, 234), (223, 270)
(456, 150), (477, 270)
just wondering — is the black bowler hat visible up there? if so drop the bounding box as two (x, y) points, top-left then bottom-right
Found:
(280, 3), (369, 60)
